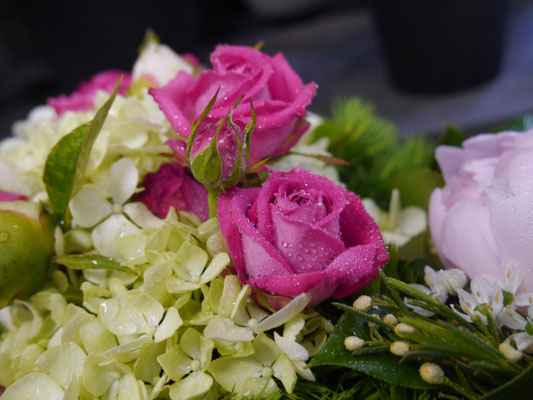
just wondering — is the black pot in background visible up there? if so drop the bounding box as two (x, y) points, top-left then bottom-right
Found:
(372, 0), (509, 94)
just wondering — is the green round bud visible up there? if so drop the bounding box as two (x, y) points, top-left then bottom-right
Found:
(0, 209), (54, 307)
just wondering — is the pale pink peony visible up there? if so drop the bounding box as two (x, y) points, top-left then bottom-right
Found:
(137, 163), (208, 221)
(429, 130), (533, 290)
(150, 45), (316, 164)
(47, 70), (131, 115)
(217, 169), (389, 307)
(0, 190), (27, 202)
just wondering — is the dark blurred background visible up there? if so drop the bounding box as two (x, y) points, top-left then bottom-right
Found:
(1, 0), (532, 139)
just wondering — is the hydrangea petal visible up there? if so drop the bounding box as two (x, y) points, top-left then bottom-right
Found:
(91, 214), (140, 261)
(2, 372), (64, 400)
(204, 316), (254, 343)
(154, 307), (182, 343)
(123, 202), (163, 228)
(169, 371), (213, 400)
(109, 158), (138, 205)
(70, 185), (112, 228)
(157, 345), (192, 382)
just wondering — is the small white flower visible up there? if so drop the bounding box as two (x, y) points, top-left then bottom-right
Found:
(425, 266), (467, 296)
(363, 189), (427, 249)
(70, 157), (162, 260)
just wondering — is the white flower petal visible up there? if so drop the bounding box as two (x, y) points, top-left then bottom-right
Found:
(154, 307), (183, 343)
(123, 202), (163, 228)
(169, 371), (213, 400)
(109, 157), (138, 205)
(204, 316), (254, 343)
(397, 207), (427, 236)
(499, 307), (527, 330)
(254, 293), (310, 333)
(70, 185), (112, 228)
(2, 372), (64, 400)
(274, 332), (309, 361)
(92, 214), (140, 260)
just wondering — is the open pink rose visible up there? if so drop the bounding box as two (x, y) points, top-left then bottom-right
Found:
(0, 190), (27, 202)
(150, 45), (316, 163)
(137, 163), (208, 221)
(217, 169), (389, 307)
(47, 70), (132, 115)
(429, 130), (533, 290)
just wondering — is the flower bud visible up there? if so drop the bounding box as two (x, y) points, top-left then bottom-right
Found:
(0, 202), (54, 307)
(390, 341), (410, 356)
(499, 341), (523, 362)
(353, 295), (372, 311)
(383, 313), (398, 326)
(344, 335), (365, 351)
(419, 362), (445, 384)
(395, 323), (416, 337)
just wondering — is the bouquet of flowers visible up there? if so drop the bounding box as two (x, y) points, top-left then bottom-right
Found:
(1, 34), (533, 400)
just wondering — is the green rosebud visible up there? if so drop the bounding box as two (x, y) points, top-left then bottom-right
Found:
(0, 202), (55, 307)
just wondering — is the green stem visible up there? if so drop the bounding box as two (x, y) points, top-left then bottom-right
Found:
(207, 187), (220, 218)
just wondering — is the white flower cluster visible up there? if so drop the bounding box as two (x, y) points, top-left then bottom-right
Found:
(0, 209), (331, 399)
(0, 89), (172, 201)
(407, 266), (533, 353)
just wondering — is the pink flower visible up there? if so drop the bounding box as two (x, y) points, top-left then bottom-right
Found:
(137, 163), (208, 221)
(429, 130), (533, 290)
(217, 169), (389, 307)
(150, 45), (316, 163)
(0, 190), (27, 202)
(47, 70), (132, 115)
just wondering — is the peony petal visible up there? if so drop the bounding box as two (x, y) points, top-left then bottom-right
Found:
(490, 189), (533, 291)
(109, 158), (138, 205)
(70, 185), (112, 228)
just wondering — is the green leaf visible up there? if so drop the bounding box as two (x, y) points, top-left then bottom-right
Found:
(55, 254), (137, 275)
(187, 89), (219, 160)
(391, 168), (444, 209)
(437, 125), (467, 148)
(480, 363), (533, 400)
(310, 312), (432, 390)
(494, 114), (533, 133)
(191, 118), (224, 187)
(138, 28), (160, 54)
(43, 79), (121, 226)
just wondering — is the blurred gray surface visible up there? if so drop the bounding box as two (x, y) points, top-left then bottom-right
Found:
(231, 1), (533, 137)
(1, 1), (532, 140)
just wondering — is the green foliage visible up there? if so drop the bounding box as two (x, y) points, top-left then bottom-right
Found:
(54, 254), (137, 275)
(311, 310), (432, 390)
(313, 98), (435, 209)
(43, 79), (121, 227)
(493, 114), (533, 132)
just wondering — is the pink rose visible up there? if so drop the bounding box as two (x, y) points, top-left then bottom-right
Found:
(137, 163), (208, 221)
(0, 190), (27, 202)
(47, 70), (132, 115)
(429, 130), (533, 290)
(150, 45), (316, 163)
(217, 169), (389, 307)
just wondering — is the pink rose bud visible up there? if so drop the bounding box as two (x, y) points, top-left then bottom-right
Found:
(217, 169), (389, 307)
(47, 70), (132, 115)
(167, 92), (256, 190)
(150, 45), (316, 165)
(429, 129), (533, 290)
(0, 190), (27, 202)
(137, 163), (209, 221)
